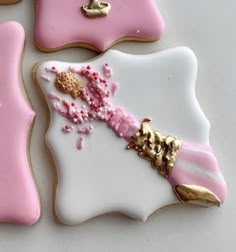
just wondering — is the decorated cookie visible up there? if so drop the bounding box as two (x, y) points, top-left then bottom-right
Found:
(0, 22), (40, 225)
(34, 0), (164, 52)
(34, 48), (226, 225)
(0, 0), (21, 4)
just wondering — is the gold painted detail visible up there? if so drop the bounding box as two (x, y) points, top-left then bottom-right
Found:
(55, 72), (82, 99)
(127, 118), (181, 178)
(174, 184), (221, 207)
(82, 0), (111, 18)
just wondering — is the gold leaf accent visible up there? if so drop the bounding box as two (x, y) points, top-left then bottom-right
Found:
(127, 118), (181, 178)
(82, 0), (111, 18)
(174, 184), (221, 207)
(55, 72), (82, 99)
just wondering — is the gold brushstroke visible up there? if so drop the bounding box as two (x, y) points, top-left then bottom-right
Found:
(127, 118), (181, 178)
(174, 184), (221, 207)
(55, 72), (82, 99)
(82, 0), (111, 18)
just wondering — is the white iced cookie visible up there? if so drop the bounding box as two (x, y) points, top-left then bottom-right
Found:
(34, 47), (226, 225)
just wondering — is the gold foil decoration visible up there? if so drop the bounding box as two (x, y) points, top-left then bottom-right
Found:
(82, 0), (111, 18)
(55, 72), (82, 99)
(174, 184), (221, 207)
(127, 118), (181, 178)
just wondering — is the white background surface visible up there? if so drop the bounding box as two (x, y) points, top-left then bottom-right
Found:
(0, 0), (235, 251)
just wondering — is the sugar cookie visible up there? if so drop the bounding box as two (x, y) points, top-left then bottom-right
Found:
(35, 0), (164, 52)
(0, 21), (40, 225)
(34, 48), (226, 225)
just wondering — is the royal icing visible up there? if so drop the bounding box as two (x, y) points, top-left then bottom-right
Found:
(35, 48), (226, 225)
(34, 0), (164, 52)
(0, 21), (40, 225)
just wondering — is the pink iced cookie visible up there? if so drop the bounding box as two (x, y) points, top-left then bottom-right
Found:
(0, 22), (40, 225)
(35, 0), (164, 52)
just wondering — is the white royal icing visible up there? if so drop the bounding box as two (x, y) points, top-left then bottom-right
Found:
(36, 47), (210, 225)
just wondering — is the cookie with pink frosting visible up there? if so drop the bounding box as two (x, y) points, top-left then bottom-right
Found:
(0, 21), (40, 225)
(34, 0), (164, 52)
(34, 48), (226, 225)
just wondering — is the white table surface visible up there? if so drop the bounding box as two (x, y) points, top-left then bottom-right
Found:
(0, 1), (235, 251)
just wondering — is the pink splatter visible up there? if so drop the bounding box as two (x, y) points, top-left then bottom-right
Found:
(78, 125), (94, 135)
(45, 66), (59, 75)
(47, 64), (139, 150)
(48, 92), (61, 101)
(62, 125), (73, 133)
(103, 63), (112, 78)
(69, 66), (76, 73)
(41, 75), (51, 82)
(111, 82), (119, 96)
(76, 137), (83, 150)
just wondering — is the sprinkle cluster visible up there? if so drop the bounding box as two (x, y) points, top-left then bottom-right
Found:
(44, 63), (138, 150)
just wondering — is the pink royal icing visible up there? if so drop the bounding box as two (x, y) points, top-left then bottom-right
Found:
(76, 137), (84, 150)
(103, 63), (112, 78)
(35, 0), (165, 52)
(169, 141), (227, 203)
(110, 82), (119, 96)
(0, 22), (40, 225)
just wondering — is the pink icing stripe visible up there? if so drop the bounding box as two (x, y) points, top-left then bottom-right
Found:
(107, 107), (139, 140)
(182, 141), (212, 152)
(168, 143), (227, 203)
(106, 117), (227, 203)
(168, 164), (226, 203)
(178, 145), (218, 172)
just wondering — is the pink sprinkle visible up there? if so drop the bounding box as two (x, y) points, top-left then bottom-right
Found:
(76, 137), (83, 150)
(48, 92), (61, 101)
(62, 125), (73, 133)
(45, 66), (58, 75)
(78, 126), (94, 135)
(53, 102), (67, 116)
(41, 75), (51, 82)
(111, 82), (119, 96)
(103, 63), (112, 78)
(69, 66), (75, 73)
